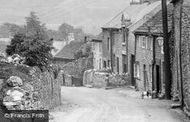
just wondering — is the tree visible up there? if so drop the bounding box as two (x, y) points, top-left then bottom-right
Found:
(74, 28), (85, 41)
(58, 23), (74, 40)
(6, 12), (53, 71)
(6, 33), (26, 56)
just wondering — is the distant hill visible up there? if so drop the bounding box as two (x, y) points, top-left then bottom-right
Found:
(41, 0), (130, 34)
(0, 23), (24, 38)
(0, 0), (160, 35)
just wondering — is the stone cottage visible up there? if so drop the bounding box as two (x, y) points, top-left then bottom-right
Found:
(53, 41), (84, 67)
(133, 4), (173, 93)
(101, 0), (162, 85)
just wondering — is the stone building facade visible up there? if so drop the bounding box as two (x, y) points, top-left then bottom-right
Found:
(101, 0), (162, 85)
(171, 0), (190, 116)
(134, 34), (165, 92)
(133, 4), (173, 94)
(91, 39), (103, 70)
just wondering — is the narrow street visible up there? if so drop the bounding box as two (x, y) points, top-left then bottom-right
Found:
(50, 87), (187, 122)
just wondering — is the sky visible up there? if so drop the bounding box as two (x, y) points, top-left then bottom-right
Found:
(0, 0), (130, 35)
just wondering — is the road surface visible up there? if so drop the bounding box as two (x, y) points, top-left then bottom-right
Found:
(50, 87), (187, 122)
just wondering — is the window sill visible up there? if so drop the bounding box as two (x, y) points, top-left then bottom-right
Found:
(134, 77), (140, 80)
(122, 43), (126, 46)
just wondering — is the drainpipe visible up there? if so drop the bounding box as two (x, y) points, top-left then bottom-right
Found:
(125, 28), (129, 73)
(179, 0), (184, 109)
(110, 29), (114, 72)
(162, 0), (172, 99)
(151, 30), (156, 94)
(134, 34), (137, 88)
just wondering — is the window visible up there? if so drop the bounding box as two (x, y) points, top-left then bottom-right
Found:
(103, 61), (106, 68)
(122, 54), (127, 73)
(92, 42), (95, 50)
(136, 35), (139, 45)
(122, 29), (126, 43)
(130, 0), (141, 4)
(108, 60), (111, 68)
(99, 43), (102, 52)
(134, 62), (140, 78)
(99, 59), (102, 69)
(142, 36), (147, 48)
(147, 37), (153, 50)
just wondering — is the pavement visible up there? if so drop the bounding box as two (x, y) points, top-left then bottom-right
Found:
(50, 86), (189, 122)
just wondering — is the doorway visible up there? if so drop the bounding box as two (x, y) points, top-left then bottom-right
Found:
(143, 64), (147, 91)
(131, 55), (135, 86)
(156, 65), (161, 94)
(117, 57), (119, 74)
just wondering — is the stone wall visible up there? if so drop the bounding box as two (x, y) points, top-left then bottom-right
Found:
(172, 0), (190, 116)
(83, 69), (130, 88)
(181, 5), (190, 116)
(61, 56), (93, 86)
(0, 62), (61, 109)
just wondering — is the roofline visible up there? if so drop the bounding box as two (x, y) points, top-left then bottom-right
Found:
(133, 31), (163, 36)
(101, 27), (120, 30)
(91, 39), (102, 42)
(53, 57), (75, 60)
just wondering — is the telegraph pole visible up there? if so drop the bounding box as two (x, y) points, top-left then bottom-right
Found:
(162, 0), (172, 99)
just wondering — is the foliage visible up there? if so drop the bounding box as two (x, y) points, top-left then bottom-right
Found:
(74, 42), (92, 59)
(6, 33), (26, 56)
(74, 50), (83, 59)
(47, 23), (86, 42)
(58, 23), (74, 40)
(0, 23), (24, 38)
(6, 12), (53, 70)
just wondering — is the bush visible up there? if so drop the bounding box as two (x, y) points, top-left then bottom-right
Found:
(6, 12), (53, 71)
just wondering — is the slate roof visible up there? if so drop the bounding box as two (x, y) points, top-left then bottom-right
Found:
(54, 41), (84, 60)
(102, 1), (161, 29)
(134, 4), (173, 34)
(52, 40), (66, 56)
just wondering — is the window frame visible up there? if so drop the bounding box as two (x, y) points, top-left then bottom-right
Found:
(147, 36), (153, 50)
(134, 62), (140, 79)
(122, 54), (127, 73)
(141, 36), (147, 49)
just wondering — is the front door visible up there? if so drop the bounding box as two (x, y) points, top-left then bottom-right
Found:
(143, 64), (147, 91)
(156, 65), (161, 94)
(131, 55), (135, 86)
(117, 57), (119, 74)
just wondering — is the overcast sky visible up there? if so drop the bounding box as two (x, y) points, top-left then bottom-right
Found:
(0, 0), (130, 34)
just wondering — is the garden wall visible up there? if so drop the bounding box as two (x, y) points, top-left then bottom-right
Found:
(60, 56), (93, 87)
(0, 62), (61, 109)
(83, 69), (130, 88)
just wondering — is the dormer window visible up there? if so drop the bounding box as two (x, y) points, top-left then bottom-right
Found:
(121, 12), (131, 27)
(130, 0), (150, 4)
(130, 0), (141, 4)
